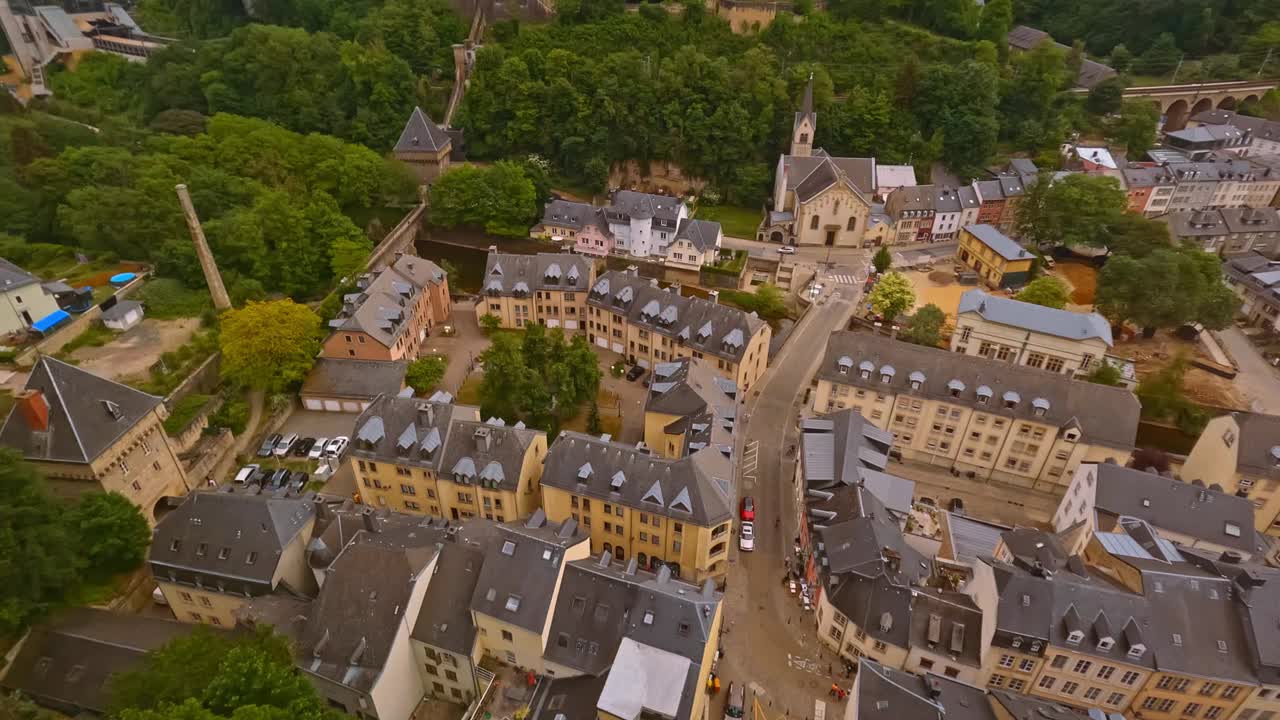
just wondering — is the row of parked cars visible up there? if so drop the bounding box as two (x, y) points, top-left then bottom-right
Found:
(256, 433), (349, 460)
(233, 464), (309, 491)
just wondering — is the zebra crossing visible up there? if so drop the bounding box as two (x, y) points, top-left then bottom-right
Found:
(826, 273), (859, 285)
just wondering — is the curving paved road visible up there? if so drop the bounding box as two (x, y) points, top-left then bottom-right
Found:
(713, 285), (860, 720)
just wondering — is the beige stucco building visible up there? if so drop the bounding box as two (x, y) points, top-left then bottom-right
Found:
(393, 107), (452, 185)
(0, 356), (192, 524)
(348, 394), (547, 522)
(587, 269), (771, 392)
(813, 333), (1139, 491)
(541, 432), (735, 582)
(322, 253), (451, 362)
(951, 290), (1114, 377)
(643, 358), (737, 460)
(1182, 412), (1280, 542)
(0, 257), (62, 335)
(478, 251), (595, 331)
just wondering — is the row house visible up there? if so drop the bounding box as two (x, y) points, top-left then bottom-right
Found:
(1222, 252), (1280, 331)
(972, 176), (1028, 235)
(322, 253), (451, 362)
(1123, 158), (1280, 217)
(643, 357), (738, 460)
(540, 431), (735, 582)
(586, 269), (771, 391)
(1183, 411), (1280, 544)
(1189, 110), (1280, 160)
(812, 333), (1139, 492)
(1159, 208), (1280, 258)
(531, 199), (615, 257)
(478, 251), (596, 331)
(884, 185), (981, 244)
(348, 392), (547, 522)
(531, 195), (723, 265)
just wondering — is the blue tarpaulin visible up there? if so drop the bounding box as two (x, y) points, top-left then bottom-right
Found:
(31, 309), (70, 333)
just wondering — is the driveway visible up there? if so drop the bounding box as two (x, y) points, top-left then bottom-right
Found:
(1216, 328), (1280, 414)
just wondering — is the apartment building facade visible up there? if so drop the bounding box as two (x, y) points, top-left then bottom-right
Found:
(1182, 412), (1280, 542)
(478, 251), (596, 331)
(1223, 253), (1280, 331)
(813, 334), (1139, 491)
(541, 432), (734, 582)
(0, 356), (191, 524)
(348, 394), (547, 522)
(957, 225), (1035, 289)
(322, 253), (451, 361)
(586, 269), (771, 391)
(951, 290), (1113, 376)
(1160, 208), (1280, 257)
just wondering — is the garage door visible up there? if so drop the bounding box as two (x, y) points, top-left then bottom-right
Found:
(547, 319), (560, 328)
(323, 400), (342, 411)
(637, 358), (649, 369)
(611, 342), (624, 353)
(341, 400), (362, 412)
(303, 398), (324, 410)
(564, 320), (578, 330)
(596, 337), (609, 349)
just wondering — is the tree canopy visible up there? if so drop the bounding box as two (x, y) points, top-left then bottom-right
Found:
(478, 325), (601, 430)
(1014, 173), (1128, 249)
(1095, 247), (1239, 335)
(405, 355), (448, 394)
(899, 304), (947, 347)
(1015, 276), (1071, 309)
(65, 492), (152, 583)
(868, 271), (916, 322)
(219, 300), (322, 391)
(429, 162), (539, 237)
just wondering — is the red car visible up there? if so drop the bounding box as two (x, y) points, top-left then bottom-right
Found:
(740, 496), (755, 522)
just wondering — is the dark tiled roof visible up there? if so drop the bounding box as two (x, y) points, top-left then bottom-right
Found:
(394, 106), (452, 153)
(1145, 573), (1256, 682)
(645, 359), (736, 457)
(855, 659), (994, 720)
(673, 218), (721, 253)
(1092, 463), (1258, 553)
(784, 151), (876, 197)
(1006, 25), (1050, 50)
(587, 271), (767, 364)
(412, 542), (486, 654)
(963, 224), (1032, 261)
(988, 690), (1083, 720)
(957, 289), (1113, 346)
(1, 608), (201, 715)
(327, 254), (447, 349)
(350, 394), (477, 474)
(543, 432), (734, 527)
(482, 251), (593, 296)
(817, 333), (1140, 450)
(528, 673), (611, 720)
(0, 256), (41, 291)
(471, 511), (586, 632)
(0, 356), (164, 464)
(437, 417), (543, 493)
(908, 590), (984, 668)
(301, 358), (407, 400)
(539, 199), (601, 232)
(608, 191), (685, 224)
(148, 488), (318, 589)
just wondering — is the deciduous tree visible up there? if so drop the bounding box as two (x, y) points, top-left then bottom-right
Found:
(868, 271), (916, 324)
(872, 245), (893, 274)
(899, 303), (946, 347)
(405, 356), (447, 394)
(65, 492), (150, 582)
(1096, 248), (1239, 335)
(1015, 173), (1128, 249)
(1015, 276), (1071, 308)
(219, 300), (321, 392)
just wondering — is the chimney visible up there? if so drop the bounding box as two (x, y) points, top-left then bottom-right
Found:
(707, 290), (719, 304)
(362, 508), (378, 533)
(18, 390), (49, 432)
(488, 245), (498, 253)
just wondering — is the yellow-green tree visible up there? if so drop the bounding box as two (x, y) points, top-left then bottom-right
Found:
(219, 300), (321, 392)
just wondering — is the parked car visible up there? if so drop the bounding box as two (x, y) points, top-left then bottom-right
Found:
(625, 365), (646, 382)
(273, 433), (299, 457)
(725, 682), (745, 720)
(248, 469), (271, 486)
(256, 433), (282, 458)
(776, 246), (796, 255)
(293, 437), (316, 457)
(233, 464), (260, 484)
(267, 468), (291, 488)
(289, 471), (309, 490)
(324, 436), (350, 458)
(949, 497), (965, 513)
(739, 522), (755, 552)
(309, 437), (330, 460)
(740, 496), (755, 522)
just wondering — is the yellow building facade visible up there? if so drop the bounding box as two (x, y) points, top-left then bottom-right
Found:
(477, 252), (596, 332)
(957, 224), (1035, 289)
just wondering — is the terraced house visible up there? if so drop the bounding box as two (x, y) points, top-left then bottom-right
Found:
(322, 253), (451, 361)
(0, 356), (191, 524)
(586, 269), (771, 390)
(348, 393), (547, 522)
(478, 251), (596, 331)
(643, 358), (738, 460)
(540, 431), (735, 582)
(813, 333), (1140, 490)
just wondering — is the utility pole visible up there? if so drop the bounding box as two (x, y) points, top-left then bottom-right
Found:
(1259, 47), (1274, 79)
(1171, 54), (1184, 83)
(175, 183), (232, 311)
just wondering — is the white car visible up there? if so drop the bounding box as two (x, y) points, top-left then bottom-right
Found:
(776, 246), (797, 254)
(739, 522), (755, 552)
(233, 464), (260, 484)
(324, 436), (350, 458)
(273, 432), (298, 457)
(308, 437), (330, 460)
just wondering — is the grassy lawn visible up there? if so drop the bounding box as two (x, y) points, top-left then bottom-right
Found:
(56, 321), (115, 357)
(134, 278), (213, 319)
(560, 389), (623, 437)
(694, 204), (761, 239)
(456, 375), (483, 405)
(163, 393), (212, 435)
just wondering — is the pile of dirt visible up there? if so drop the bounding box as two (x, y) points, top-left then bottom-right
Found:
(1052, 261), (1098, 305)
(928, 270), (952, 284)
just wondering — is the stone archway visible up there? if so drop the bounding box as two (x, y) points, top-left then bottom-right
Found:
(1190, 97), (1214, 121)
(1243, 94), (1261, 106)
(1217, 96), (1238, 110)
(770, 230), (783, 244)
(1164, 99), (1190, 130)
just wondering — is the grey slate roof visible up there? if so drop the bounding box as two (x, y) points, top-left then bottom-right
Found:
(0, 356), (164, 464)
(0, 608), (202, 715)
(784, 150), (876, 198)
(471, 511), (585, 632)
(818, 333), (1140, 450)
(1192, 109), (1280, 144)
(854, 659), (995, 720)
(544, 432), (734, 527)
(393, 106), (452, 153)
(963, 224), (1032, 261)
(907, 589), (985, 668)
(800, 410), (913, 520)
(1092, 463), (1259, 554)
(673, 218), (721, 253)
(646, 359), (737, 458)
(1005, 26), (1116, 88)
(957, 289), (1113, 346)
(1006, 25), (1050, 50)
(100, 299), (142, 322)
(1145, 572), (1256, 682)
(1233, 412), (1280, 481)
(328, 254), (447, 349)
(588, 270), (767, 364)
(301, 358), (407, 400)
(987, 690), (1084, 720)
(411, 542), (486, 654)
(482, 251), (593, 296)
(944, 513), (1010, 566)
(539, 199), (603, 233)
(0, 256), (42, 292)
(528, 673), (612, 720)
(149, 488), (318, 590)
(350, 395), (477, 472)
(607, 191), (685, 229)
(438, 417), (542, 492)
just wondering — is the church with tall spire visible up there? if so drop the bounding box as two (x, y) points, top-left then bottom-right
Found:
(757, 74), (905, 249)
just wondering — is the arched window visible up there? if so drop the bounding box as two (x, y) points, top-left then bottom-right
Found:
(638, 552), (648, 568)
(810, 215), (819, 230)
(615, 547), (625, 561)
(847, 216), (858, 232)
(800, 133), (809, 144)
(603, 542), (613, 555)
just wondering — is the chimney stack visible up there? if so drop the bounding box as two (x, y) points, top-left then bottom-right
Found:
(176, 184), (232, 311)
(707, 290), (719, 304)
(18, 390), (49, 432)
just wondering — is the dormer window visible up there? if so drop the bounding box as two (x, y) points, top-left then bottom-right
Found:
(1066, 630), (1084, 646)
(838, 356), (853, 374)
(947, 379), (965, 398)
(1003, 391), (1020, 409)
(909, 370), (925, 390)
(1097, 638), (1115, 651)
(976, 386), (992, 405)
(1127, 644), (1146, 659)
(1032, 397), (1049, 417)
(879, 365), (895, 384)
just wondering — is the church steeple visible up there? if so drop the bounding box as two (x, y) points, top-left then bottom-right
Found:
(791, 73), (816, 158)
